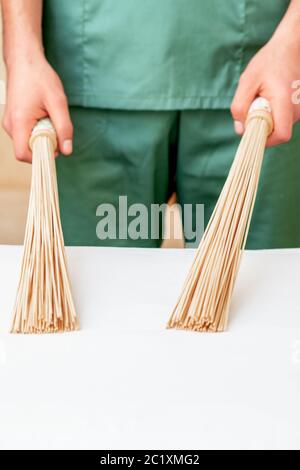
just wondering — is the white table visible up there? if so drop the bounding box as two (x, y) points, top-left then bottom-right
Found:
(0, 245), (300, 450)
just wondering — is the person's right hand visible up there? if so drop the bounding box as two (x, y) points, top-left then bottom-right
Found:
(2, 52), (73, 163)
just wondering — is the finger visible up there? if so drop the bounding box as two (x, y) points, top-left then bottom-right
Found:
(2, 113), (12, 137)
(231, 72), (258, 135)
(12, 116), (36, 163)
(46, 93), (73, 156)
(266, 94), (293, 147)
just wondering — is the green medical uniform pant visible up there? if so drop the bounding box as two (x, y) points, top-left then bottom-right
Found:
(56, 107), (300, 249)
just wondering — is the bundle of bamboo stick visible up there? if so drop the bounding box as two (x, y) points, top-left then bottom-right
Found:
(11, 119), (79, 334)
(167, 98), (273, 332)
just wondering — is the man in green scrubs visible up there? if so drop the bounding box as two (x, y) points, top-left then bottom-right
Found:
(2, 0), (300, 247)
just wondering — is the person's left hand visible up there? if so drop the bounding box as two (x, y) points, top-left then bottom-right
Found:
(231, 32), (300, 147)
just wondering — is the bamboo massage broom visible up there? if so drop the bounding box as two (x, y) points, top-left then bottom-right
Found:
(11, 119), (79, 334)
(167, 97), (273, 333)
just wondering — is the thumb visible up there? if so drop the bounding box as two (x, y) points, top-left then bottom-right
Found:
(47, 93), (73, 156)
(231, 72), (258, 135)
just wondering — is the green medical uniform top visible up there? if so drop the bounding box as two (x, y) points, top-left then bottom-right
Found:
(43, 0), (289, 110)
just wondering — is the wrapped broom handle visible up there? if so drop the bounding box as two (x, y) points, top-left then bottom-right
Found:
(246, 97), (274, 136)
(29, 118), (57, 151)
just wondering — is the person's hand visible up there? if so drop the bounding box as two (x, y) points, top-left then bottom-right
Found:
(231, 32), (300, 147)
(3, 51), (73, 162)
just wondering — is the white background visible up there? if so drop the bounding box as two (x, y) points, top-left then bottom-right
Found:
(0, 246), (300, 450)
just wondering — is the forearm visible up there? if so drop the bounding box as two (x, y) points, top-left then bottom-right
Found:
(272, 0), (300, 46)
(1, 0), (44, 69)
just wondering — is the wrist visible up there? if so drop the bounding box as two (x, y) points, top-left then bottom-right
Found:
(4, 37), (45, 70)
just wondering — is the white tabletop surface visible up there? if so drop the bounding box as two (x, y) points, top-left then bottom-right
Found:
(0, 245), (300, 450)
